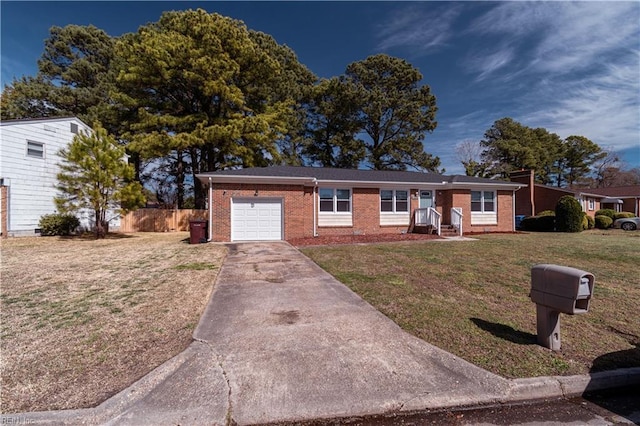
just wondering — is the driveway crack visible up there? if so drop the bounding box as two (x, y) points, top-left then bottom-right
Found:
(193, 339), (233, 425)
(217, 356), (233, 426)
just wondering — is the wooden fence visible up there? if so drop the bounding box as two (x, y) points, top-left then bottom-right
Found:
(119, 209), (208, 233)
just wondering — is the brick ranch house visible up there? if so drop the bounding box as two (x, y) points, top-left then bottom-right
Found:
(196, 166), (524, 242)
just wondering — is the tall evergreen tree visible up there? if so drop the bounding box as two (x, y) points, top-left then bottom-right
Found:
(480, 117), (562, 183)
(303, 78), (365, 168)
(1, 25), (118, 132)
(115, 9), (314, 208)
(557, 135), (605, 187)
(344, 54), (440, 171)
(55, 125), (145, 238)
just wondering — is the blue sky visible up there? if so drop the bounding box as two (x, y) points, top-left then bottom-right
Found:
(2, 1), (639, 174)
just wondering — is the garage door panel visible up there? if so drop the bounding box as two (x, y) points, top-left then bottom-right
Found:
(232, 198), (283, 241)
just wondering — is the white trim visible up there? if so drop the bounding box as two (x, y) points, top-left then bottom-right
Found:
(318, 187), (352, 214)
(196, 173), (524, 191)
(380, 188), (410, 214)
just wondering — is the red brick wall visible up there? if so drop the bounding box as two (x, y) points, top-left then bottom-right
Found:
(439, 189), (514, 233)
(534, 186), (570, 214)
(317, 187), (413, 236)
(211, 183), (314, 242)
(210, 183), (517, 241)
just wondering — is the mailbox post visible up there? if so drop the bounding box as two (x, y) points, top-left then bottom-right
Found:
(530, 264), (594, 351)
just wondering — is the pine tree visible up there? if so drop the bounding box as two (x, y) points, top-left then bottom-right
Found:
(55, 125), (145, 238)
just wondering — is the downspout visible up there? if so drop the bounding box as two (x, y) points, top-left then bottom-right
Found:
(207, 177), (213, 242)
(512, 189), (516, 232)
(313, 180), (318, 237)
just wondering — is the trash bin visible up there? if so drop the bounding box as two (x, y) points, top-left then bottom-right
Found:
(189, 220), (208, 244)
(515, 215), (526, 230)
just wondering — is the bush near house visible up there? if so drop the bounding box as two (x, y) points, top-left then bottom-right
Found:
(595, 209), (616, 219)
(555, 195), (583, 233)
(595, 215), (613, 229)
(613, 212), (635, 220)
(521, 214), (555, 232)
(38, 213), (80, 236)
(584, 214), (595, 230)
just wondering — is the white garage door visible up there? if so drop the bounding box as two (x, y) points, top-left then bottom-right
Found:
(231, 198), (283, 241)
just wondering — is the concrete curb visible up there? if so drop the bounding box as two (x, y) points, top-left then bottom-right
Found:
(505, 367), (640, 404)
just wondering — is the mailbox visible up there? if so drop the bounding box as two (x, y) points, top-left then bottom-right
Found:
(530, 264), (595, 351)
(530, 264), (594, 314)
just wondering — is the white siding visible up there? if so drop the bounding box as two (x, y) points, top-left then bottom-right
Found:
(471, 212), (497, 225)
(0, 118), (93, 235)
(380, 213), (410, 226)
(318, 213), (353, 227)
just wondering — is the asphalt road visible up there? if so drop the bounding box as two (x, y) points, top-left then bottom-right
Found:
(280, 386), (640, 426)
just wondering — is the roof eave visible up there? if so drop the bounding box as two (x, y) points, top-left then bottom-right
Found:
(448, 182), (525, 190)
(196, 174), (317, 185)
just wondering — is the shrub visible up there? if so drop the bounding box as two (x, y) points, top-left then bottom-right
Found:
(595, 215), (613, 229)
(537, 210), (556, 217)
(595, 209), (616, 219)
(613, 212), (635, 220)
(581, 213), (588, 231)
(38, 213), (80, 236)
(521, 215), (555, 232)
(555, 195), (583, 233)
(585, 215), (595, 230)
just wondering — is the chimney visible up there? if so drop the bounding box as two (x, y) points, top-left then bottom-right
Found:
(510, 169), (535, 216)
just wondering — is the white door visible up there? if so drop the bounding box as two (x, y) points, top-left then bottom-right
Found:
(231, 198), (283, 241)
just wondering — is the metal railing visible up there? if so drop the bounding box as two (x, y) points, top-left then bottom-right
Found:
(451, 207), (463, 236)
(414, 207), (441, 235)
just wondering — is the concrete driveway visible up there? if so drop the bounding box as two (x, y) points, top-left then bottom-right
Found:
(193, 242), (510, 424)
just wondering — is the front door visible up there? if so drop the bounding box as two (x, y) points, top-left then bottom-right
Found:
(419, 190), (433, 209)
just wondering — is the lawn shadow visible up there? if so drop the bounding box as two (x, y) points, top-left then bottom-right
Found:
(59, 232), (136, 241)
(470, 317), (537, 345)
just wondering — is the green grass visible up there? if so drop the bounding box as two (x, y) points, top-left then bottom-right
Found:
(301, 230), (640, 378)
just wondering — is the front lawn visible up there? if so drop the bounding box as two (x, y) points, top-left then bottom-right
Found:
(0, 233), (225, 413)
(301, 230), (640, 378)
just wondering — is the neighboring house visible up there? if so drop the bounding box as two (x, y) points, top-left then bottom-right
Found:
(0, 116), (120, 237)
(510, 169), (604, 218)
(586, 186), (640, 216)
(196, 166), (524, 242)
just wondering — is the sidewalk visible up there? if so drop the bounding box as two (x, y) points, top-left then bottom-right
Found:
(9, 242), (640, 425)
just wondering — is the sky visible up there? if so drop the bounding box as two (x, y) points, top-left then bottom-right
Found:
(1, 1), (639, 174)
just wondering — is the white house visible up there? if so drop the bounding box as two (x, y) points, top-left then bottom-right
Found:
(0, 116), (120, 237)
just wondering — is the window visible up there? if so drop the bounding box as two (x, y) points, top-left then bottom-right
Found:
(380, 189), (409, 213)
(588, 198), (595, 211)
(471, 190), (495, 212)
(319, 188), (351, 213)
(27, 141), (44, 158)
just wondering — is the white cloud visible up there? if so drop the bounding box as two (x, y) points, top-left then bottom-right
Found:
(376, 4), (462, 54)
(520, 55), (640, 153)
(468, 2), (640, 76)
(465, 44), (515, 81)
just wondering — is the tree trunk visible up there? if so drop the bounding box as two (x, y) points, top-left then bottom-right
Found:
(95, 210), (106, 239)
(190, 147), (205, 209)
(176, 149), (185, 209)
